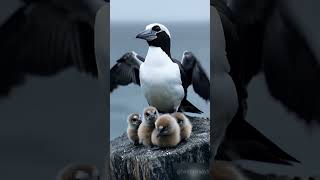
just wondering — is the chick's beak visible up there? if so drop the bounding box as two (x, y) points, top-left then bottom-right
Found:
(157, 126), (165, 137)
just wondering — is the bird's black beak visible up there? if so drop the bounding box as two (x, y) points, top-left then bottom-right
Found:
(135, 121), (141, 126)
(149, 115), (156, 121)
(136, 29), (157, 41)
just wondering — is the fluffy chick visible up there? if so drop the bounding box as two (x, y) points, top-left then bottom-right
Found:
(127, 113), (142, 145)
(172, 112), (192, 140)
(151, 114), (181, 148)
(138, 106), (159, 146)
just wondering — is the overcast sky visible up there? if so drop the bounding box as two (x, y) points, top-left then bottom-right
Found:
(111, 0), (209, 22)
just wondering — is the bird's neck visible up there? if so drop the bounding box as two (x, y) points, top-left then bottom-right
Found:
(147, 43), (171, 58)
(145, 46), (172, 65)
(143, 121), (155, 127)
(129, 124), (139, 129)
(160, 44), (171, 58)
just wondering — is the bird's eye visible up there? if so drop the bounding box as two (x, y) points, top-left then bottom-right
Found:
(145, 112), (150, 116)
(152, 25), (161, 32)
(132, 118), (137, 122)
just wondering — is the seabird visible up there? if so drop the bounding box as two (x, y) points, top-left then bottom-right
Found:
(171, 112), (192, 140)
(110, 23), (210, 113)
(214, 0), (320, 124)
(262, 0), (320, 124)
(138, 106), (159, 147)
(0, 0), (107, 97)
(211, 5), (238, 160)
(127, 113), (142, 145)
(211, 0), (300, 165)
(151, 114), (181, 148)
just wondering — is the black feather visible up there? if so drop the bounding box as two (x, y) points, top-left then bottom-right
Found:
(0, 1), (104, 97)
(181, 52), (210, 101)
(110, 52), (144, 92)
(263, 4), (320, 124)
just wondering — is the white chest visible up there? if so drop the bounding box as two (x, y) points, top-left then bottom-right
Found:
(139, 47), (184, 112)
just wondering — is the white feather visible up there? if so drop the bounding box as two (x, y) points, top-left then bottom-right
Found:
(139, 47), (184, 112)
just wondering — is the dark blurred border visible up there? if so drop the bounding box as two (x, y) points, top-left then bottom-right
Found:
(95, 3), (110, 179)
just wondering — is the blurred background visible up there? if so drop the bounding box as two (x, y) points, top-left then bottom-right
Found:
(237, 74), (320, 176)
(110, 0), (210, 139)
(211, 0), (320, 177)
(0, 0), (107, 179)
(2, 0), (319, 179)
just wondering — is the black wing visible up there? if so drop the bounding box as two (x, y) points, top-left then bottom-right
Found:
(110, 52), (145, 92)
(262, 1), (320, 124)
(181, 51), (210, 101)
(0, 0), (106, 96)
(280, 0), (320, 63)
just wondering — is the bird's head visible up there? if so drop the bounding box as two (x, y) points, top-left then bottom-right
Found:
(127, 113), (142, 129)
(143, 106), (159, 125)
(136, 23), (171, 56)
(155, 114), (178, 137)
(172, 112), (187, 128)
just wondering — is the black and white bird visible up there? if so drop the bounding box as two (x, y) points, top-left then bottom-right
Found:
(212, 0), (301, 165)
(216, 0), (320, 125)
(110, 23), (210, 113)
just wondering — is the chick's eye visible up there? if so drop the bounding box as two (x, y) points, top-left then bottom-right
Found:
(152, 25), (161, 32)
(145, 112), (150, 116)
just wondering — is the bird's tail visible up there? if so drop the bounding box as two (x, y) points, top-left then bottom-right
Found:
(179, 99), (203, 114)
(217, 118), (300, 165)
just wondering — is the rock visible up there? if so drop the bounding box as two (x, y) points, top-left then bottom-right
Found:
(110, 116), (210, 180)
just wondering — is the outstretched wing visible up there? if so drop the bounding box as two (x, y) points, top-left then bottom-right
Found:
(262, 1), (320, 124)
(110, 51), (145, 92)
(181, 51), (210, 101)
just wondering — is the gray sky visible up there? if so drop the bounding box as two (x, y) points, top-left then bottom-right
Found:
(111, 0), (209, 22)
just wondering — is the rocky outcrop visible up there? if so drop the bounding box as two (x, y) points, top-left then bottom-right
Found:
(110, 116), (210, 180)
